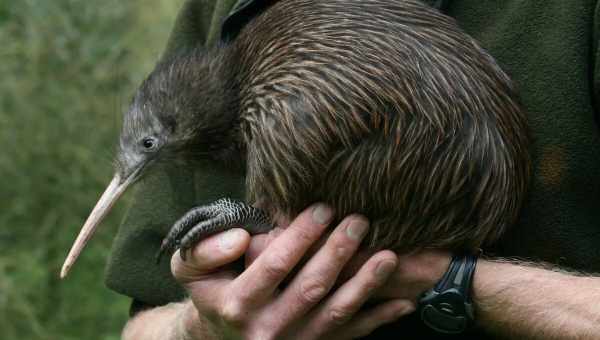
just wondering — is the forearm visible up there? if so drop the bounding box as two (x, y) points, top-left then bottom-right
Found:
(122, 299), (219, 340)
(473, 259), (600, 339)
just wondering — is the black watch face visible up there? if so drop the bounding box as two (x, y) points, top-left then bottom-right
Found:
(420, 289), (473, 334)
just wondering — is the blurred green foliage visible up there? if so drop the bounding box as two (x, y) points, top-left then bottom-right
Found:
(0, 0), (182, 338)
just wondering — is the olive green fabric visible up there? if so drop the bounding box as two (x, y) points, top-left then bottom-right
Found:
(450, 0), (600, 267)
(105, 0), (600, 338)
(161, 0), (238, 53)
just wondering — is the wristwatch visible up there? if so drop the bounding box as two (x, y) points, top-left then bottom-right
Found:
(418, 253), (478, 334)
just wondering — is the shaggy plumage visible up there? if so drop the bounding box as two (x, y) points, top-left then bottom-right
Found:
(123, 0), (530, 254)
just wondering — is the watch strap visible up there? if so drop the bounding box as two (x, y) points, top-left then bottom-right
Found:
(435, 253), (477, 299)
(418, 253), (478, 334)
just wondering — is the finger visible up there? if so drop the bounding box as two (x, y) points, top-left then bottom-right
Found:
(295, 250), (398, 339)
(228, 203), (334, 308)
(171, 228), (250, 284)
(336, 299), (416, 339)
(375, 250), (451, 300)
(267, 215), (370, 330)
(245, 227), (284, 268)
(338, 248), (376, 282)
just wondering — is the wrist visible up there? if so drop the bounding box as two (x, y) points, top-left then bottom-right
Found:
(471, 258), (513, 306)
(377, 250), (451, 300)
(401, 250), (452, 297)
(418, 253), (478, 334)
(174, 300), (219, 340)
(420, 251), (453, 289)
(469, 258), (525, 330)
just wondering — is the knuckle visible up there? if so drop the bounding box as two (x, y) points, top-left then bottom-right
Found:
(293, 225), (318, 244)
(233, 288), (255, 307)
(220, 299), (246, 325)
(262, 254), (290, 280)
(298, 278), (328, 305)
(361, 277), (381, 293)
(290, 213), (325, 242)
(328, 235), (352, 259)
(328, 306), (354, 325)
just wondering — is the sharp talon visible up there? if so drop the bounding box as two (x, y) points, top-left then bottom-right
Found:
(158, 198), (273, 265)
(180, 247), (187, 261)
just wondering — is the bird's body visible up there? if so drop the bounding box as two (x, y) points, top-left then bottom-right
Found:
(227, 0), (529, 252)
(61, 0), (530, 277)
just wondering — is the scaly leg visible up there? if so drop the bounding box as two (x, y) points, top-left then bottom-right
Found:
(156, 198), (273, 262)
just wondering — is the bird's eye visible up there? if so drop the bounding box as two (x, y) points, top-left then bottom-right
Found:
(141, 137), (157, 150)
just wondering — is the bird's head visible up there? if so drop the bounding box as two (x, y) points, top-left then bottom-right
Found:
(61, 47), (239, 278)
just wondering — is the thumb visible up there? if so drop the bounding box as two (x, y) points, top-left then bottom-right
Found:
(171, 228), (251, 284)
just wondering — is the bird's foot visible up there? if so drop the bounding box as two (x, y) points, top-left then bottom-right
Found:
(156, 198), (273, 263)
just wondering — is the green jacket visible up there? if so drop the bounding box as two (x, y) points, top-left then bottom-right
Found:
(105, 0), (600, 338)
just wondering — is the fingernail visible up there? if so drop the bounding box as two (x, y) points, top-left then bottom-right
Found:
(386, 301), (416, 322)
(376, 260), (397, 280)
(398, 302), (416, 315)
(219, 229), (242, 250)
(312, 204), (333, 224)
(346, 219), (368, 240)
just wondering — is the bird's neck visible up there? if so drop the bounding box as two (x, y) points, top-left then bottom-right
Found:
(212, 44), (245, 111)
(214, 44), (243, 131)
(193, 45), (245, 163)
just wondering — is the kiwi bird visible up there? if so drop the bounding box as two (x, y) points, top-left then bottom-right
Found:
(61, 0), (530, 278)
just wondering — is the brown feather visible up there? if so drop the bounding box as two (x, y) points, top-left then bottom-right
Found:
(131, 0), (531, 254)
(232, 0), (530, 252)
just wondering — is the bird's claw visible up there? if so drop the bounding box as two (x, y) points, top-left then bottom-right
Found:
(155, 238), (179, 264)
(155, 198), (273, 263)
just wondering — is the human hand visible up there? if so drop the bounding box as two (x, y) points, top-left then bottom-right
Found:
(339, 249), (451, 303)
(377, 250), (451, 301)
(249, 225), (451, 312)
(171, 204), (415, 340)
(247, 226), (451, 306)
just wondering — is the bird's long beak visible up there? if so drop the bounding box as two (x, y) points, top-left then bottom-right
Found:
(60, 172), (136, 278)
